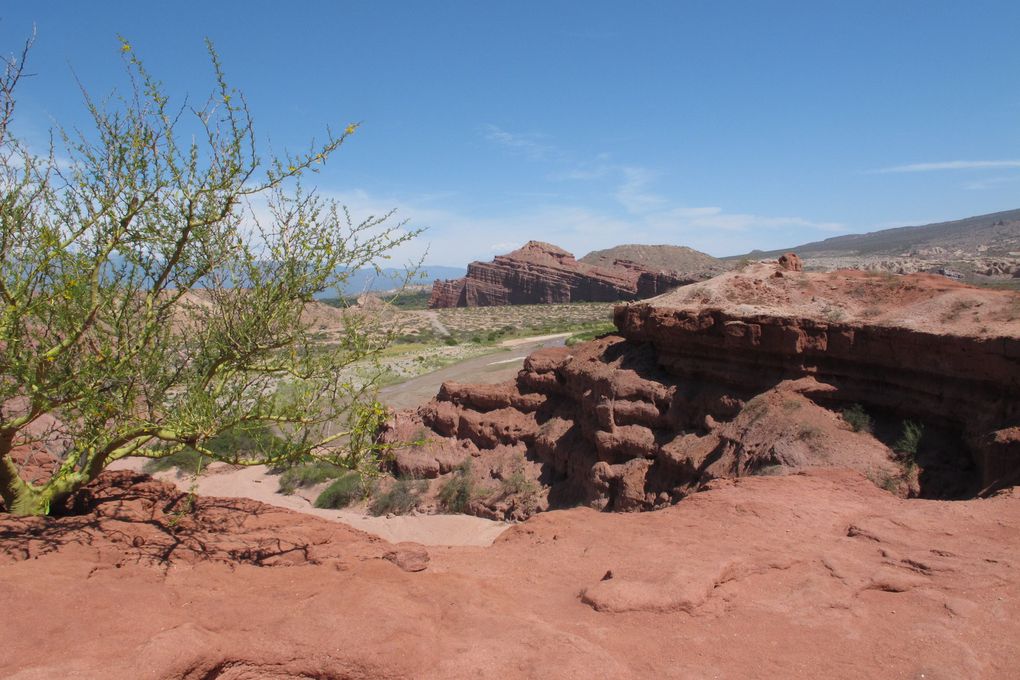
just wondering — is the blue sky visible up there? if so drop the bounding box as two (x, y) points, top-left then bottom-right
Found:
(3, 1), (1020, 265)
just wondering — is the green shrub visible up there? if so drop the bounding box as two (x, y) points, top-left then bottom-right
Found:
(278, 461), (347, 495)
(204, 423), (287, 460)
(894, 420), (924, 458)
(842, 404), (872, 433)
(500, 467), (537, 497)
(369, 478), (428, 516)
(499, 460), (540, 513)
(142, 423), (288, 476)
(438, 463), (475, 514)
(313, 472), (369, 509)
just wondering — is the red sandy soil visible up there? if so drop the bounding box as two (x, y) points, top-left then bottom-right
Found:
(2, 468), (1018, 679)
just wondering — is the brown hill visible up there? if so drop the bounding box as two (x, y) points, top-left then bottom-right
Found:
(739, 208), (1020, 286)
(429, 241), (724, 308)
(580, 243), (725, 272)
(747, 208), (1020, 260)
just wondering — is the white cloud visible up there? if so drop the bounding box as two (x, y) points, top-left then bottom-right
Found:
(613, 166), (668, 214)
(963, 175), (1020, 190)
(872, 160), (1020, 173)
(320, 128), (848, 263)
(480, 124), (556, 161)
(645, 207), (845, 239)
(305, 187), (844, 264)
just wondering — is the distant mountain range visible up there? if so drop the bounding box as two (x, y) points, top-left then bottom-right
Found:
(737, 208), (1020, 260)
(324, 265), (467, 298)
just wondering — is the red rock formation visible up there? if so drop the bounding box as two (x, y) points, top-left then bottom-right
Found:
(389, 263), (1020, 517)
(4, 467), (1019, 678)
(778, 252), (803, 271)
(428, 241), (722, 308)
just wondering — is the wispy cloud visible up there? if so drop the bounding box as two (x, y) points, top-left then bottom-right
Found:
(871, 160), (1020, 173)
(614, 166), (667, 213)
(309, 186), (845, 265)
(647, 207), (845, 234)
(467, 127), (845, 259)
(963, 174), (1020, 190)
(480, 124), (557, 161)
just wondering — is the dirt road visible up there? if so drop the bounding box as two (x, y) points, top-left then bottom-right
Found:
(378, 334), (569, 410)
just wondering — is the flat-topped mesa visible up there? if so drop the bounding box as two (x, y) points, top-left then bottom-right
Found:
(387, 257), (1020, 519)
(428, 241), (724, 308)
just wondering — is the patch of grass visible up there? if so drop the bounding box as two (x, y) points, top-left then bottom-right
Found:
(369, 477), (428, 516)
(498, 458), (540, 514)
(781, 399), (802, 412)
(797, 424), (823, 441)
(143, 448), (203, 475)
(1006, 297), (1020, 322)
(867, 470), (901, 494)
(203, 423), (287, 460)
(751, 464), (785, 476)
(742, 395), (769, 425)
(314, 471), (372, 509)
(822, 304), (846, 323)
(842, 404), (872, 433)
(438, 461), (475, 513)
(565, 322), (618, 346)
(146, 423), (288, 475)
(278, 461), (347, 495)
(894, 420), (924, 459)
(942, 299), (976, 322)
(321, 289), (432, 311)
(500, 468), (537, 496)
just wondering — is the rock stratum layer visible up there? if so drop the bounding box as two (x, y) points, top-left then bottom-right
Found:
(428, 240), (725, 308)
(387, 262), (1020, 518)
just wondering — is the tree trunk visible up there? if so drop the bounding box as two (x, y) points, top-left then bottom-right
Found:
(0, 456), (86, 516)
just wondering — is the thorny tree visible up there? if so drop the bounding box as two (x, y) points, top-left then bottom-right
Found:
(0, 36), (418, 515)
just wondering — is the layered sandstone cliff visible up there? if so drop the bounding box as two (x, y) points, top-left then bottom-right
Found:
(387, 260), (1020, 518)
(428, 240), (724, 308)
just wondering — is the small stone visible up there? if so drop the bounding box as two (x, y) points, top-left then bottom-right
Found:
(383, 543), (430, 573)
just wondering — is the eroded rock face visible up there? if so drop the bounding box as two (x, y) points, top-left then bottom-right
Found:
(388, 264), (1020, 518)
(428, 240), (722, 308)
(382, 340), (906, 518)
(778, 252), (803, 271)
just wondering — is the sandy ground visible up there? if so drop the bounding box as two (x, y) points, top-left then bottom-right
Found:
(108, 458), (507, 547)
(109, 334), (569, 547)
